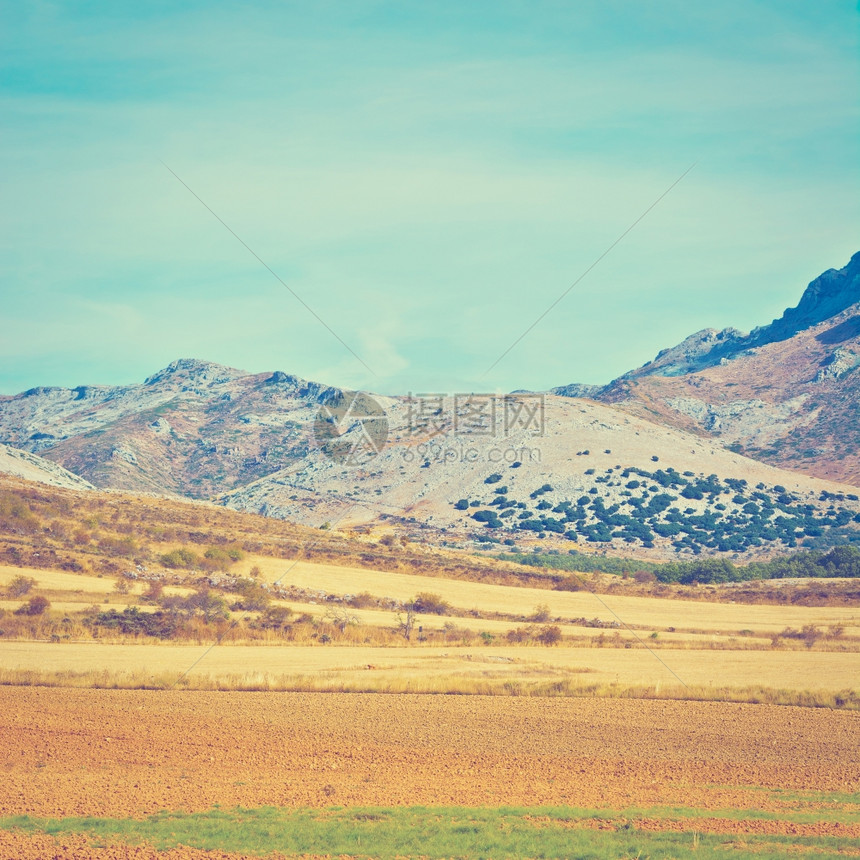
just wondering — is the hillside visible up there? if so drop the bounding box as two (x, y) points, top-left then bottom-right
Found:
(0, 444), (94, 491)
(220, 393), (860, 559)
(2, 360), (859, 560)
(0, 359), (337, 497)
(553, 252), (860, 484)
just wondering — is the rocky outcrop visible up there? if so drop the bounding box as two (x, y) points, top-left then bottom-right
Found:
(626, 327), (746, 378)
(550, 382), (603, 399)
(753, 251), (860, 345)
(815, 347), (859, 382)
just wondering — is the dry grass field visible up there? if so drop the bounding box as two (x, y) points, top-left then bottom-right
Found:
(1, 476), (859, 708)
(1, 547), (859, 706)
(240, 554), (860, 635)
(1, 640), (858, 698)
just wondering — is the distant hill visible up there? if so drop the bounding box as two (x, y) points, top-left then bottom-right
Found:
(2, 359), (858, 559)
(553, 252), (860, 484)
(219, 393), (860, 559)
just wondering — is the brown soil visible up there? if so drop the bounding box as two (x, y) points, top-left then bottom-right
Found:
(0, 830), (328, 860)
(526, 813), (860, 838)
(1, 688), (858, 820)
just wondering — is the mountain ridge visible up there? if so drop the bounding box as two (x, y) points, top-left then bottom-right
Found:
(552, 252), (860, 483)
(0, 252), (858, 557)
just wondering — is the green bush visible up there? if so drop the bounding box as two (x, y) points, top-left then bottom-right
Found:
(159, 548), (201, 570)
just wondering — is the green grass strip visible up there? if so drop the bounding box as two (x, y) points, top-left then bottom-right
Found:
(2, 805), (859, 859)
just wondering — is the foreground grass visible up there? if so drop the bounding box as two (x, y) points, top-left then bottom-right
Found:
(1, 665), (858, 709)
(3, 805), (859, 859)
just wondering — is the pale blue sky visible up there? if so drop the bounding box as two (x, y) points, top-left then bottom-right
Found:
(1, 0), (858, 395)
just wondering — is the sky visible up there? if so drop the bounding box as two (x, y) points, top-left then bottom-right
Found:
(1, 0), (858, 397)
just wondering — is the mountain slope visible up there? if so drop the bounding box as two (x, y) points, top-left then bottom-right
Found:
(0, 359), (338, 497)
(220, 393), (860, 559)
(554, 252), (860, 483)
(0, 444), (94, 491)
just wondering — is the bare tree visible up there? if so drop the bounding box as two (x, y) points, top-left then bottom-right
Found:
(395, 602), (417, 641)
(324, 606), (359, 633)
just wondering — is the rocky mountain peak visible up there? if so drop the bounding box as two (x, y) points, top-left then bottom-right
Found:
(630, 327), (745, 378)
(559, 252), (860, 392)
(749, 251), (860, 346)
(143, 358), (245, 388)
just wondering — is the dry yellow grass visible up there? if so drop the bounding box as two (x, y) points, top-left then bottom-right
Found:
(244, 555), (860, 635)
(0, 640), (857, 693)
(0, 564), (193, 598)
(0, 565), (123, 594)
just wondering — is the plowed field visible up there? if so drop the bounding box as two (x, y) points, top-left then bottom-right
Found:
(1, 688), (858, 818)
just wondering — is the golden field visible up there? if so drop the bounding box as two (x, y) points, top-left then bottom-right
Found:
(0, 476), (858, 707)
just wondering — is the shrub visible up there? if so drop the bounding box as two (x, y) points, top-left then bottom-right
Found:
(231, 585), (271, 612)
(5, 575), (36, 598)
(347, 591), (376, 608)
(255, 606), (293, 630)
(537, 625), (562, 646)
(90, 607), (178, 638)
(553, 575), (581, 592)
(530, 603), (551, 622)
(413, 592), (451, 615)
(99, 535), (138, 557)
(159, 548), (200, 570)
(15, 595), (50, 616)
(143, 581), (164, 601)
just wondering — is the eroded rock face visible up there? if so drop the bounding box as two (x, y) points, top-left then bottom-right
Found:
(815, 347), (860, 382)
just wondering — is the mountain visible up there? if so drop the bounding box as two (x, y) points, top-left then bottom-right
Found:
(0, 443), (94, 491)
(2, 249), (860, 561)
(218, 392), (860, 559)
(0, 359), (339, 497)
(553, 252), (860, 484)
(3, 358), (859, 559)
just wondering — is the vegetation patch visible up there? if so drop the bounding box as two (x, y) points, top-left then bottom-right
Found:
(3, 805), (858, 859)
(457, 469), (860, 556)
